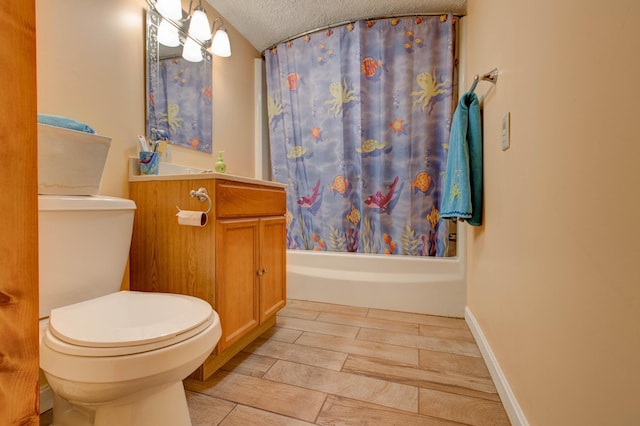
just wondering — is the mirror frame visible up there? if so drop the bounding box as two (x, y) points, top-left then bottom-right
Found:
(145, 8), (213, 153)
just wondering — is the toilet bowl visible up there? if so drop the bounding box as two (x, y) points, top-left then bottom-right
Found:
(40, 291), (221, 426)
(38, 195), (222, 426)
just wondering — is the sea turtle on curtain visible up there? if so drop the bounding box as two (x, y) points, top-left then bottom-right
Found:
(356, 139), (388, 155)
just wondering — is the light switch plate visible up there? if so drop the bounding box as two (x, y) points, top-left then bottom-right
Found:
(501, 112), (510, 151)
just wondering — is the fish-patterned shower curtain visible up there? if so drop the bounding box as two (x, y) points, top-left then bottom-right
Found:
(266, 15), (457, 256)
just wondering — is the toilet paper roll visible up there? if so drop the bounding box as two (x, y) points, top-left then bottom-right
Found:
(176, 210), (208, 227)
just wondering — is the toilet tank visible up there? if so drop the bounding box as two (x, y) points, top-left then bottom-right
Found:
(38, 195), (136, 319)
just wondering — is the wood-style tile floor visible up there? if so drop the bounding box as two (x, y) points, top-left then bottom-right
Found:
(184, 299), (511, 426)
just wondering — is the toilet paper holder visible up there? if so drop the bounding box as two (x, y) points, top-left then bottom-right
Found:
(176, 187), (212, 214)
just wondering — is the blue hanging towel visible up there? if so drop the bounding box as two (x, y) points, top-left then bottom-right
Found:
(440, 91), (483, 226)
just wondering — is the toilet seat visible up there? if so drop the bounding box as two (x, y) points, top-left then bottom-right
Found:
(44, 291), (214, 357)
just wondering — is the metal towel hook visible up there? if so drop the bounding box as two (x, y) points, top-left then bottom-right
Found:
(469, 68), (498, 94)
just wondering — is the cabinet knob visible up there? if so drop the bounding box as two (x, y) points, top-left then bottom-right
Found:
(257, 269), (263, 276)
(263, 268), (268, 274)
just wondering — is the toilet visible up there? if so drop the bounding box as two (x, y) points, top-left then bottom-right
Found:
(38, 194), (221, 426)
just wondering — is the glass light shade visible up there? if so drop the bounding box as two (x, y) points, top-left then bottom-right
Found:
(157, 19), (180, 47)
(182, 37), (203, 62)
(155, 0), (181, 20)
(211, 28), (231, 57)
(188, 9), (212, 42)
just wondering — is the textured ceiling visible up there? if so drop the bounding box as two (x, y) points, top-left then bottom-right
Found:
(206, 0), (467, 52)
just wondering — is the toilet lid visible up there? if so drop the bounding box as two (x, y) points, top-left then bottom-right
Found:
(48, 291), (213, 350)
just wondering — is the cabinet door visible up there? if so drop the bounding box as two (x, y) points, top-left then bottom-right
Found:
(216, 218), (260, 351)
(259, 216), (286, 322)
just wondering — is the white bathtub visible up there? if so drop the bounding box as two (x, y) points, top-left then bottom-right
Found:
(286, 229), (466, 317)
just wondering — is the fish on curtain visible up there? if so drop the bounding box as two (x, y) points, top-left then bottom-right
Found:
(266, 15), (458, 256)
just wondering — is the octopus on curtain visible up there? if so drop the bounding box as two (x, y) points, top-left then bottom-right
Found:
(410, 70), (449, 111)
(325, 78), (358, 117)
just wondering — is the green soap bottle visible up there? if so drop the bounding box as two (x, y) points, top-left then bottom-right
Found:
(214, 151), (227, 173)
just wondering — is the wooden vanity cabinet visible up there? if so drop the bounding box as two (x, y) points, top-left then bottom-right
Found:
(129, 177), (286, 380)
(258, 216), (287, 321)
(215, 216), (286, 351)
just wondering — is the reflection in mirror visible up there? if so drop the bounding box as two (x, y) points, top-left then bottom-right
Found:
(146, 8), (212, 153)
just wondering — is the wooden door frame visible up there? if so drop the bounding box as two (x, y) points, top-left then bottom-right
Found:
(0, 0), (40, 424)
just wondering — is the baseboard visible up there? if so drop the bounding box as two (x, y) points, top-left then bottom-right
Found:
(465, 306), (529, 426)
(40, 383), (53, 414)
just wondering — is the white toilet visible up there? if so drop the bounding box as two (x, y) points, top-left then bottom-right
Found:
(38, 194), (221, 426)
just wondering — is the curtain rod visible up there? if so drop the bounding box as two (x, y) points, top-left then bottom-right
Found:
(263, 12), (463, 54)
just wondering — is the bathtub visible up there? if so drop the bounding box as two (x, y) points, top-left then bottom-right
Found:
(286, 228), (466, 317)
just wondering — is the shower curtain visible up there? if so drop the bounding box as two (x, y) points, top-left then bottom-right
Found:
(266, 15), (457, 256)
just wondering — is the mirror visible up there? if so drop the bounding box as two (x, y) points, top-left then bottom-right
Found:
(145, 8), (213, 153)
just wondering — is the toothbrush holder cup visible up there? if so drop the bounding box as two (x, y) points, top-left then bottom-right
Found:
(139, 151), (159, 175)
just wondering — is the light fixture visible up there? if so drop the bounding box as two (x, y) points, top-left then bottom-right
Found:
(157, 19), (180, 47)
(154, 0), (181, 20)
(188, 6), (212, 42)
(147, 0), (231, 62)
(149, 0), (232, 62)
(182, 37), (204, 62)
(211, 19), (231, 57)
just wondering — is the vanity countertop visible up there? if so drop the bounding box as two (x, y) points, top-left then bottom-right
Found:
(128, 157), (286, 189)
